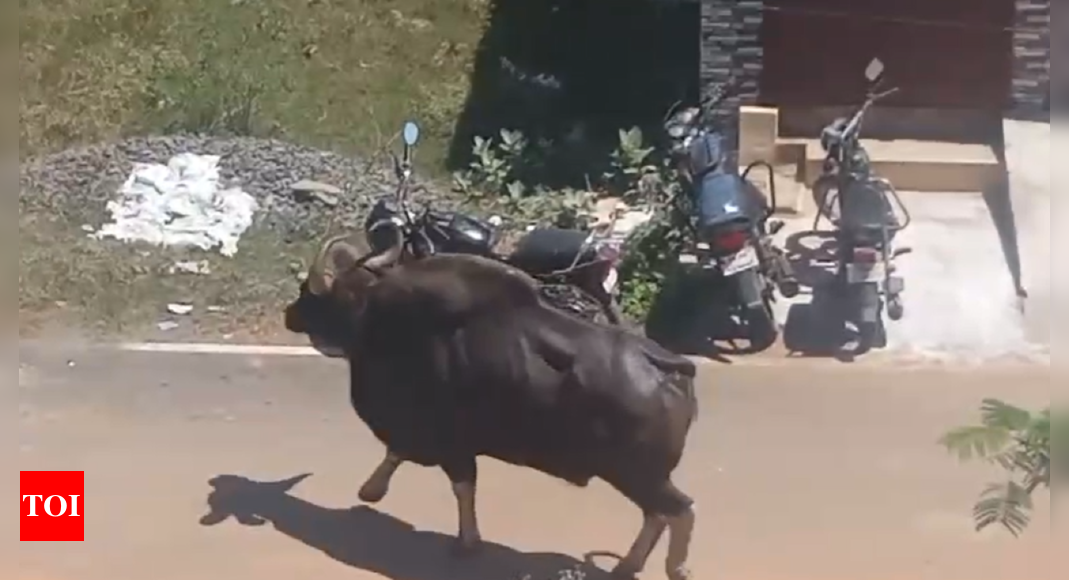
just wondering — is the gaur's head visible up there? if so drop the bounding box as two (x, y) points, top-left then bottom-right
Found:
(284, 225), (403, 356)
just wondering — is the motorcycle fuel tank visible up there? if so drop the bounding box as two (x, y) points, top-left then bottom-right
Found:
(683, 132), (724, 177)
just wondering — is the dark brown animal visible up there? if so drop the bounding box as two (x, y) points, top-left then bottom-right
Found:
(284, 228), (699, 580)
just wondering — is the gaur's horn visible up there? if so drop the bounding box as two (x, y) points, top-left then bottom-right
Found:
(363, 221), (404, 274)
(307, 234), (352, 296)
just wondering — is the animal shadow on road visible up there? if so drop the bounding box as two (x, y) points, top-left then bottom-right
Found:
(199, 474), (605, 580)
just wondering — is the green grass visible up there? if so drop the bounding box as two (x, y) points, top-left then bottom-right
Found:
(20, 0), (488, 169)
(18, 0), (490, 336)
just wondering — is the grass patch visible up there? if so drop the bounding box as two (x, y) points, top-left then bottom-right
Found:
(19, 0), (489, 336)
(20, 0), (488, 168)
(19, 191), (320, 338)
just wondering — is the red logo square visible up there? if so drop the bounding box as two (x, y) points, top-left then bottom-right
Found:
(20, 471), (84, 541)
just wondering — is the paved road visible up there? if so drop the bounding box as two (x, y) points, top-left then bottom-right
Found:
(8, 344), (1054, 580)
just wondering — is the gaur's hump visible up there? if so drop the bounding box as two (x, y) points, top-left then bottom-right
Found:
(376, 254), (542, 319)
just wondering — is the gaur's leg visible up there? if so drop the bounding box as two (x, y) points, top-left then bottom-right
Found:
(656, 480), (695, 580)
(611, 512), (667, 578)
(358, 450), (404, 503)
(606, 477), (695, 580)
(442, 457), (482, 556)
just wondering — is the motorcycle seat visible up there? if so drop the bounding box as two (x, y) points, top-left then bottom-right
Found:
(507, 227), (598, 275)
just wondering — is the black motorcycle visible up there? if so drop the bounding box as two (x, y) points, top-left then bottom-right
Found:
(810, 58), (912, 353)
(363, 121), (625, 324)
(663, 83), (800, 350)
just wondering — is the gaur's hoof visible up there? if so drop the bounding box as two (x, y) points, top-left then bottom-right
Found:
(357, 484), (388, 504)
(667, 566), (693, 580)
(449, 538), (483, 558)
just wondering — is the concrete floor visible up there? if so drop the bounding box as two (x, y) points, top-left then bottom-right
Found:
(769, 120), (1050, 363)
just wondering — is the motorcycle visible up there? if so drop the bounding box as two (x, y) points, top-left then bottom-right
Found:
(363, 120), (625, 324)
(810, 58), (913, 353)
(663, 82), (800, 350)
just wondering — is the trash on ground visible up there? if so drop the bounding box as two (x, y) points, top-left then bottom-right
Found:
(92, 153), (259, 256)
(157, 321), (181, 332)
(169, 260), (212, 275)
(207, 305), (227, 313)
(167, 303), (194, 316)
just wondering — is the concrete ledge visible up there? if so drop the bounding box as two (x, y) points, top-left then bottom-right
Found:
(799, 139), (1001, 193)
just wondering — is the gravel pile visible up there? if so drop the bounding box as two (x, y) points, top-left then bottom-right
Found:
(19, 135), (450, 240)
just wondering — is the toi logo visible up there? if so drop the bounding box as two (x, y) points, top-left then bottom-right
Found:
(20, 471), (84, 541)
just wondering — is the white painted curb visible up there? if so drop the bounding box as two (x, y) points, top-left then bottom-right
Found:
(111, 341), (1047, 371)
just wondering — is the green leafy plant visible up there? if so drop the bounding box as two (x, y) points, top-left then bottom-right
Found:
(603, 127), (662, 205)
(940, 400), (1053, 536)
(452, 129), (596, 228)
(451, 124), (696, 323)
(608, 128), (690, 321)
(615, 195), (689, 321)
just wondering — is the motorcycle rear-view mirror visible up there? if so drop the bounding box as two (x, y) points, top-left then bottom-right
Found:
(402, 121), (420, 146)
(864, 58), (885, 83)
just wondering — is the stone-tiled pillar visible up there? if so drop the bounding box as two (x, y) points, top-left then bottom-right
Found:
(700, 0), (764, 154)
(1011, 0), (1050, 115)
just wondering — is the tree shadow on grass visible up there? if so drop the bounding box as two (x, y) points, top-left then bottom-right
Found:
(199, 473), (605, 580)
(448, 0), (699, 188)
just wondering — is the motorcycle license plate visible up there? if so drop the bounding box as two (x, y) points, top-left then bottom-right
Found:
(602, 267), (619, 293)
(721, 246), (759, 276)
(847, 262), (887, 284)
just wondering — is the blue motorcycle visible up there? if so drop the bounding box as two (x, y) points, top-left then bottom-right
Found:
(664, 84), (800, 351)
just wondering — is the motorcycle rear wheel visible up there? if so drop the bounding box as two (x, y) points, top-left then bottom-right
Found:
(852, 283), (887, 354)
(743, 301), (779, 353)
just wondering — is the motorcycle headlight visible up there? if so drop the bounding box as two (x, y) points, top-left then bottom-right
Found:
(667, 124), (687, 139)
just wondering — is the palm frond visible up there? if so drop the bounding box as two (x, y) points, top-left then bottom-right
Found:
(979, 399), (1033, 431)
(940, 425), (1013, 462)
(973, 481), (1034, 537)
(947, 402), (1055, 537)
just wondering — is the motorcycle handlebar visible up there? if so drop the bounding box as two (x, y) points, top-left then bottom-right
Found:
(841, 86), (900, 143)
(664, 78), (735, 126)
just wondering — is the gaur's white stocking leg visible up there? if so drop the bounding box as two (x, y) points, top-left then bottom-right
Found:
(664, 503), (696, 580)
(444, 458), (483, 556)
(610, 513), (667, 579)
(358, 451), (403, 503)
